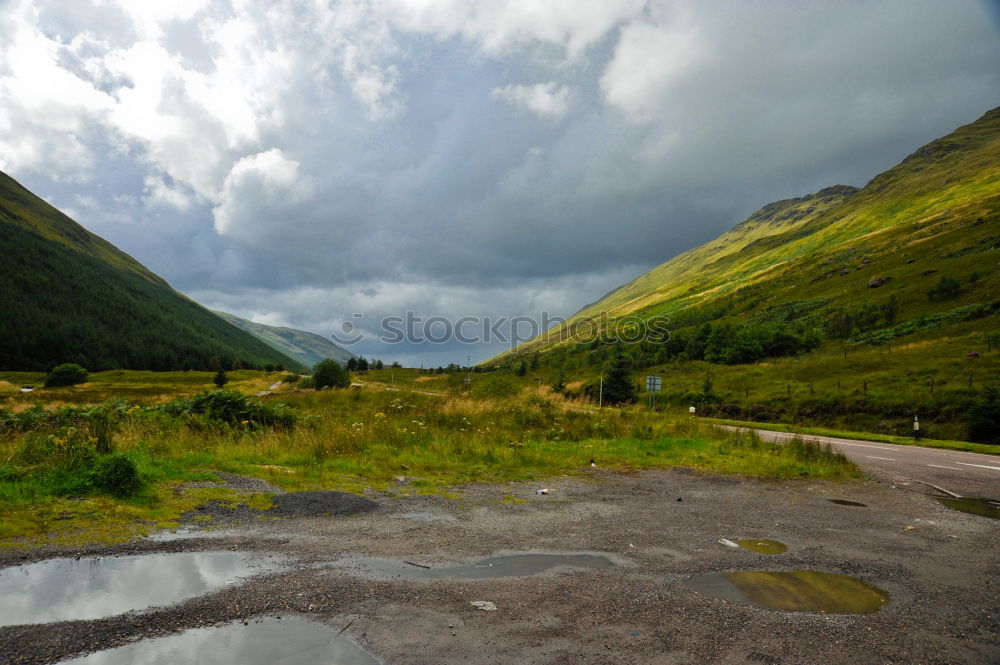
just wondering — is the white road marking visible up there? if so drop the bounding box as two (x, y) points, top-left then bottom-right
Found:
(865, 456), (895, 461)
(927, 464), (962, 471)
(768, 434), (894, 452)
(956, 462), (1000, 472)
(825, 442), (896, 451)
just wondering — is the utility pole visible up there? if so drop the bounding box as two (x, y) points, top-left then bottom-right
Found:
(599, 377), (603, 408)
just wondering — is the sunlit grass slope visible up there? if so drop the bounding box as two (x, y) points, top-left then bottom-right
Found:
(507, 106), (1000, 355)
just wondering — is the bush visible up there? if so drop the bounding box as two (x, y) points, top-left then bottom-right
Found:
(926, 276), (962, 301)
(966, 386), (1000, 444)
(471, 375), (520, 398)
(313, 359), (349, 390)
(602, 347), (635, 405)
(281, 373), (300, 384)
(44, 363), (88, 387)
(90, 453), (143, 498)
(161, 390), (296, 430)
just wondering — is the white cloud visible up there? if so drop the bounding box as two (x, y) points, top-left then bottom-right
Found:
(212, 149), (315, 242)
(600, 10), (703, 122)
(143, 175), (195, 211)
(491, 82), (572, 119)
(383, 0), (646, 59)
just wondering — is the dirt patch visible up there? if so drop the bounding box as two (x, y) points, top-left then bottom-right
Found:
(269, 491), (379, 517)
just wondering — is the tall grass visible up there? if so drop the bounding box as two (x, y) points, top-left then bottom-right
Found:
(0, 386), (859, 545)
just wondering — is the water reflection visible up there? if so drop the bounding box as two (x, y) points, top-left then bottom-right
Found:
(0, 552), (280, 626)
(686, 570), (888, 614)
(937, 497), (1000, 519)
(736, 539), (788, 555)
(332, 553), (617, 580)
(58, 617), (380, 665)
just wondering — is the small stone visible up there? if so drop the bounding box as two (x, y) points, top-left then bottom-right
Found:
(867, 276), (889, 288)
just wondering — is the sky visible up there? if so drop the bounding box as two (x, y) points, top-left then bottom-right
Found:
(1, 0), (999, 366)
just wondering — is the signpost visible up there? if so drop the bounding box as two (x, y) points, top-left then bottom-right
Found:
(645, 375), (661, 410)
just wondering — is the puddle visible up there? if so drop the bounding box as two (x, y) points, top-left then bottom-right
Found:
(0, 552), (281, 626)
(331, 553), (617, 580)
(737, 539), (788, 555)
(145, 526), (234, 542)
(58, 617), (379, 665)
(687, 570), (889, 614)
(390, 511), (459, 524)
(937, 497), (1000, 520)
(828, 499), (867, 507)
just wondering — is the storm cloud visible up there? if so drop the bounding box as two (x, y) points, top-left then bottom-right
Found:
(2, 0), (998, 365)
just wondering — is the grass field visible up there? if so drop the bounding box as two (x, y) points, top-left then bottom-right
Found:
(0, 369), (281, 406)
(0, 372), (859, 547)
(463, 317), (1000, 443)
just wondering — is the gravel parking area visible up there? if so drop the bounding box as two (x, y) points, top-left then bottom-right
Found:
(1, 469), (997, 664)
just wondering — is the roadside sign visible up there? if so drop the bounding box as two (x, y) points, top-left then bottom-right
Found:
(645, 376), (661, 392)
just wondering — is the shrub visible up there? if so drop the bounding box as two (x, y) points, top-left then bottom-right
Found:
(471, 375), (520, 398)
(281, 373), (300, 384)
(926, 276), (961, 301)
(161, 390), (296, 430)
(602, 347), (635, 405)
(90, 453), (143, 498)
(213, 369), (229, 388)
(44, 363), (88, 387)
(966, 386), (1000, 444)
(313, 359), (350, 390)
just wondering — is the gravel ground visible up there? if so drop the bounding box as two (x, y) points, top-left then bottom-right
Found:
(1, 469), (997, 665)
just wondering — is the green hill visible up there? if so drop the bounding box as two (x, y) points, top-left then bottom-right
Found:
(510, 106), (1000, 352)
(494, 107), (1000, 441)
(213, 311), (355, 368)
(0, 172), (168, 287)
(0, 171), (303, 372)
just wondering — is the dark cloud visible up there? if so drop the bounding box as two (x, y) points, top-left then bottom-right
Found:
(2, 0), (998, 363)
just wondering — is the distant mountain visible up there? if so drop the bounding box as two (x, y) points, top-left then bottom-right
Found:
(214, 311), (356, 368)
(503, 106), (1000, 358)
(0, 171), (303, 372)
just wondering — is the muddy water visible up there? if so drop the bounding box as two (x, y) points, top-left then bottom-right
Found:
(331, 553), (617, 580)
(937, 497), (1000, 519)
(686, 570), (889, 614)
(0, 552), (281, 626)
(57, 617), (379, 665)
(736, 539), (788, 555)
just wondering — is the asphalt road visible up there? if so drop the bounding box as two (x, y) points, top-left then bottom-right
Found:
(730, 427), (1000, 498)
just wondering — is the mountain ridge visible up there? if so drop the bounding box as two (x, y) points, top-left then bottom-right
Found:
(0, 170), (304, 372)
(212, 311), (356, 368)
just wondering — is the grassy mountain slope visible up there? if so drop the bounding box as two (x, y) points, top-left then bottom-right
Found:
(0, 171), (303, 372)
(213, 311), (355, 368)
(514, 106), (1000, 353)
(492, 107), (1000, 441)
(0, 172), (167, 287)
